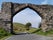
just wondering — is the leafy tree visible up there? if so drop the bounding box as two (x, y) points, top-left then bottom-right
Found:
(25, 22), (32, 30)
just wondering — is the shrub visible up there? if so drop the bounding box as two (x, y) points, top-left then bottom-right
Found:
(25, 22), (32, 30)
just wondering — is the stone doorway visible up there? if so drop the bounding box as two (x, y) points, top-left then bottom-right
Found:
(13, 7), (42, 34)
(1, 2), (53, 33)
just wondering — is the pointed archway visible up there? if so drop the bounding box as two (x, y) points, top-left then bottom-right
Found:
(1, 2), (53, 33)
(13, 8), (42, 34)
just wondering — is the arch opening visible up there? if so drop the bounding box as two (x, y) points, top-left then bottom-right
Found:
(13, 8), (42, 34)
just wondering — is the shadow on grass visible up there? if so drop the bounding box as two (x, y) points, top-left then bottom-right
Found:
(12, 32), (32, 35)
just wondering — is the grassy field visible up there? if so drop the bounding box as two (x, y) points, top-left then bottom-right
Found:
(0, 28), (12, 39)
(0, 23), (53, 39)
(13, 23), (53, 36)
(35, 29), (53, 36)
(13, 23), (37, 33)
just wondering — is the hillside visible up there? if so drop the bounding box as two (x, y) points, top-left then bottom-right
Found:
(13, 23), (53, 36)
(13, 23), (25, 32)
(13, 23), (37, 33)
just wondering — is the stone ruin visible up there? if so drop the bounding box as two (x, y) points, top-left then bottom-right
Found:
(0, 2), (53, 33)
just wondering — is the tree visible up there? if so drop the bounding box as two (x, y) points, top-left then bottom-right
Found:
(25, 22), (32, 30)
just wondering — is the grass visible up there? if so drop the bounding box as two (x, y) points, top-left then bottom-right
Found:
(0, 28), (12, 39)
(0, 35), (12, 40)
(35, 29), (53, 36)
(13, 23), (53, 36)
(28, 28), (37, 33)
(0, 22), (53, 40)
(13, 23), (37, 33)
(13, 23), (26, 33)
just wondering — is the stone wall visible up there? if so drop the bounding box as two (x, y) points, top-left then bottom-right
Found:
(0, 2), (53, 33)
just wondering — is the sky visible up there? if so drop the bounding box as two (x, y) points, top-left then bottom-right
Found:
(0, 0), (53, 28)
(0, 0), (53, 10)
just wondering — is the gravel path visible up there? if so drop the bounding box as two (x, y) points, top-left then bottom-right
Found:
(5, 34), (53, 40)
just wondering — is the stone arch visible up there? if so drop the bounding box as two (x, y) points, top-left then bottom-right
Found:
(1, 2), (53, 33)
(13, 4), (43, 19)
(12, 5), (43, 34)
(13, 6), (43, 18)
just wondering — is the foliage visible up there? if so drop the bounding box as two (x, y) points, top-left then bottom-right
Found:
(13, 23), (53, 36)
(0, 28), (11, 39)
(25, 22), (32, 30)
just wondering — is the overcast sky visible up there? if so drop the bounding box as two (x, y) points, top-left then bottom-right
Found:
(0, 0), (53, 28)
